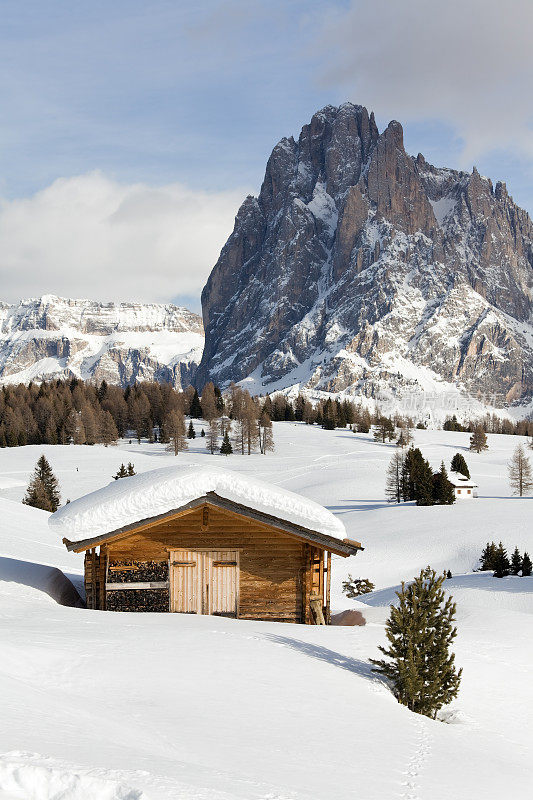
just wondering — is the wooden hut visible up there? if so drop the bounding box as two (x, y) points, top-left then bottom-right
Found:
(52, 465), (362, 624)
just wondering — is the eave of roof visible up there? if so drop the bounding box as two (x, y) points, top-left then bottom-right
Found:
(63, 491), (363, 557)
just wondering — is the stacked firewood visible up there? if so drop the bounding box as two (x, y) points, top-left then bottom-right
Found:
(106, 588), (169, 612)
(107, 559), (168, 583)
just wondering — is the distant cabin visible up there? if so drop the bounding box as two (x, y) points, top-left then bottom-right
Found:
(448, 470), (478, 499)
(51, 465), (362, 624)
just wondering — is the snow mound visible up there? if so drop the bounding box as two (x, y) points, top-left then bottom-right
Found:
(0, 752), (147, 800)
(49, 464), (347, 543)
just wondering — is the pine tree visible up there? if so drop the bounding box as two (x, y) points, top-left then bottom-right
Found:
(521, 552), (532, 577)
(200, 428), (205, 437)
(511, 546), (522, 575)
(220, 430), (233, 455)
(450, 453), (470, 479)
(187, 421), (196, 439)
(493, 542), (510, 578)
(127, 462), (136, 476)
(432, 462), (455, 505)
(371, 567), (462, 718)
(113, 464), (128, 480)
(22, 476), (53, 512)
(190, 389), (202, 418)
(446, 570), (452, 579)
(23, 455), (61, 512)
(479, 542), (498, 570)
(386, 452), (404, 503)
(508, 444), (533, 496)
(401, 447), (426, 501)
(414, 458), (434, 506)
(469, 426), (488, 453)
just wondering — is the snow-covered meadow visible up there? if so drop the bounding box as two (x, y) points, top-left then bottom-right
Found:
(0, 423), (532, 799)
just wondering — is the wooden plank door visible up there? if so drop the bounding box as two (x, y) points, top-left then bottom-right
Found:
(170, 549), (199, 613)
(170, 549), (239, 617)
(209, 550), (239, 617)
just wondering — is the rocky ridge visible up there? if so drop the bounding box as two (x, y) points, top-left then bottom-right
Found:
(0, 295), (204, 388)
(196, 103), (533, 411)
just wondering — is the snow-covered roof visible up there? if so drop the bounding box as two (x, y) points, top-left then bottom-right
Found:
(448, 471), (478, 488)
(49, 464), (347, 544)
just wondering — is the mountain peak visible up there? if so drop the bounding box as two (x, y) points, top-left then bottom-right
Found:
(196, 103), (533, 409)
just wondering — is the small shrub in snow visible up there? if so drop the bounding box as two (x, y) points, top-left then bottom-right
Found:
(371, 567), (462, 719)
(342, 576), (375, 598)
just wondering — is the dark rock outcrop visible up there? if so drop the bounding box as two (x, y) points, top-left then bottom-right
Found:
(197, 103), (533, 407)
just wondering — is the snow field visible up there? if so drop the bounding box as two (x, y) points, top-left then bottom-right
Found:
(0, 423), (532, 798)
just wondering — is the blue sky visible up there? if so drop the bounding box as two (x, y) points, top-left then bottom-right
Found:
(0, 0), (532, 309)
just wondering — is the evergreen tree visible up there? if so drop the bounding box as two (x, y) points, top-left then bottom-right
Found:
(220, 430), (233, 455)
(190, 389), (202, 418)
(22, 476), (53, 512)
(200, 428), (205, 437)
(432, 462), (455, 505)
(23, 455), (61, 512)
(521, 552), (532, 577)
(386, 452), (404, 503)
(450, 453), (470, 479)
(414, 458), (435, 506)
(187, 421), (196, 439)
(511, 546), (522, 575)
(446, 570), (452, 579)
(479, 542), (498, 571)
(469, 426), (488, 453)
(508, 444), (533, 496)
(127, 462), (136, 476)
(113, 464), (128, 480)
(401, 447), (426, 502)
(493, 542), (510, 578)
(371, 567), (462, 718)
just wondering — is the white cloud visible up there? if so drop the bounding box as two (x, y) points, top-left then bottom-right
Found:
(0, 172), (247, 307)
(316, 0), (533, 164)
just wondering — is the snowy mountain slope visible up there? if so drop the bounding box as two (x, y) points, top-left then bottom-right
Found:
(1, 427), (533, 797)
(0, 295), (204, 388)
(197, 103), (533, 411)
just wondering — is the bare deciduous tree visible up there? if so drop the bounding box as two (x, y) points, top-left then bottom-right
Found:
(508, 444), (533, 496)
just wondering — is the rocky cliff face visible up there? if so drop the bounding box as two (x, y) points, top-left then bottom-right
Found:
(197, 103), (533, 409)
(0, 295), (204, 388)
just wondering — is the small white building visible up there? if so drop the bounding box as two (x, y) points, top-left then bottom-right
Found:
(448, 471), (478, 499)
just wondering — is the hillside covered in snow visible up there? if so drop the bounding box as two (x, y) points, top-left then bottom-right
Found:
(0, 295), (204, 389)
(0, 424), (532, 798)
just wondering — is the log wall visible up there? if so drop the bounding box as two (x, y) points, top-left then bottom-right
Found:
(100, 505), (312, 622)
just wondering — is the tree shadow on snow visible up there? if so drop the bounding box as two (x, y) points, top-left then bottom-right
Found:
(265, 634), (386, 685)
